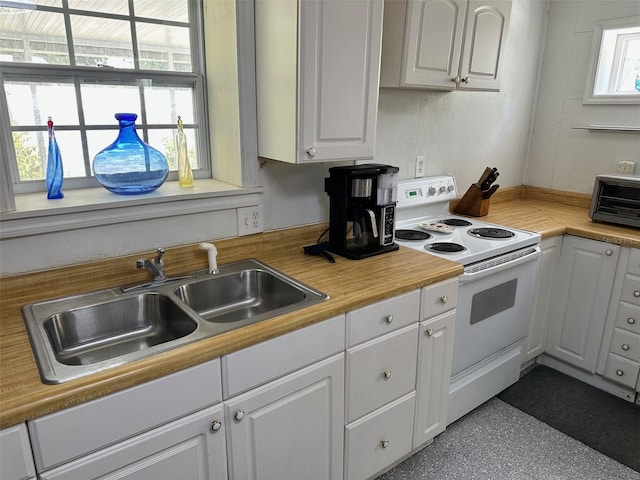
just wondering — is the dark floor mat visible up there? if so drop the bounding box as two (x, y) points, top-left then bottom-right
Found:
(497, 365), (640, 472)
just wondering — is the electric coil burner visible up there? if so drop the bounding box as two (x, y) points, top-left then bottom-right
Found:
(468, 227), (515, 239)
(439, 218), (472, 227)
(395, 229), (432, 241)
(394, 176), (541, 428)
(427, 242), (466, 253)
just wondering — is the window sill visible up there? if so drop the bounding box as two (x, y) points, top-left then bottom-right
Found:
(0, 180), (263, 240)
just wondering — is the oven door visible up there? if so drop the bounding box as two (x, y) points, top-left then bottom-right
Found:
(451, 246), (540, 376)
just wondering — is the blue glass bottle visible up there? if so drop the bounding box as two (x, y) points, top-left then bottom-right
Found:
(46, 117), (64, 199)
(93, 113), (169, 195)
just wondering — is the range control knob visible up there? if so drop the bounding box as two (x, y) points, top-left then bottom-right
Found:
(428, 186), (436, 195)
(447, 184), (455, 192)
(439, 185), (446, 193)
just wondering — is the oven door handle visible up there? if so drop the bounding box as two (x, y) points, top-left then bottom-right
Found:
(459, 246), (541, 284)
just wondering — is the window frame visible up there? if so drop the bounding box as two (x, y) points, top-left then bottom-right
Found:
(583, 15), (640, 105)
(0, 0), (211, 194)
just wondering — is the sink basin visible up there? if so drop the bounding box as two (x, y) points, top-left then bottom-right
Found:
(44, 293), (198, 366)
(176, 269), (308, 323)
(22, 259), (328, 384)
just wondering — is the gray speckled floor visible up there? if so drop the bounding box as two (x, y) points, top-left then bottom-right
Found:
(377, 398), (640, 480)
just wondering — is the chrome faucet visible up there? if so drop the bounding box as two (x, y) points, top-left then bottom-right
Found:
(136, 247), (167, 282)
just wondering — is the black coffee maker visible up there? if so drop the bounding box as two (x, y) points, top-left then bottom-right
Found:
(325, 164), (399, 259)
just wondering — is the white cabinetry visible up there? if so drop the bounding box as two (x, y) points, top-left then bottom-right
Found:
(381, 0), (511, 91)
(222, 315), (346, 480)
(255, 0), (383, 163)
(602, 248), (640, 390)
(344, 282), (457, 480)
(28, 359), (226, 479)
(413, 280), (457, 448)
(344, 292), (420, 480)
(38, 405), (227, 480)
(225, 355), (344, 480)
(522, 236), (563, 363)
(0, 424), (36, 480)
(546, 236), (620, 372)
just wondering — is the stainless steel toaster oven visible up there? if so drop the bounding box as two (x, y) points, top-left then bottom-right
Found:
(590, 174), (640, 228)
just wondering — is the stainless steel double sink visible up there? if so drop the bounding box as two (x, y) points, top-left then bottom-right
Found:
(22, 259), (329, 384)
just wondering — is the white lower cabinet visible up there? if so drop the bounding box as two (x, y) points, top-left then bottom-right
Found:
(344, 281), (457, 480)
(224, 354), (345, 480)
(28, 359), (226, 480)
(522, 236), (563, 363)
(39, 404), (227, 480)
(546, 235), (620, 372)
(0, 424), (36, 480)
(413, 310), (456, 448)
(344, 393), (416, 480)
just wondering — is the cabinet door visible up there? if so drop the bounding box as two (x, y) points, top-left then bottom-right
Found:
(0, 424), (36, 480)
(522, 236), (563, 362)
(225, 354), (344, 480)
(413, 310), (455, 448)
(39, 404), (227, 480)
(546, 236), (620, 372)
(458, 0), (511, 91)
(299, 0), (383, 162)
(400, 0), (466, 89)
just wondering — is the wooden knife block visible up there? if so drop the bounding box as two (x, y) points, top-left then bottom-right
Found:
(453, 184), (490, 217)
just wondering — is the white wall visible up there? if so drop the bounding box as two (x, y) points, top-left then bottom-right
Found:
(527, 0), (640, 193)
(261, 0), (549, 231)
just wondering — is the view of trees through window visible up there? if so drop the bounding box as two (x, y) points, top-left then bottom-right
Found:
(0, 0), (205, 192)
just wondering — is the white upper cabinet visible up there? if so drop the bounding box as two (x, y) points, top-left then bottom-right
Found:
(380, 0), (511, 91)
(255, 0), (384, 163)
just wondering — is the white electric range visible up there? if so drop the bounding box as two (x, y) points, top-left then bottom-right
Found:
(395, 176), (541, 425)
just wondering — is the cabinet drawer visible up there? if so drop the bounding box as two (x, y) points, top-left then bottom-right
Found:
(0, 424), (36, 480)
(615, 302), (640, 335)
(604, 353), (640, 389)
(222, 315), (345, 398)
(420, 279), (457, 320)
(346, 324), (418, 422)
(620, 274), (640, 306)
(345, 392), (415, 480)
(28, 359), (222, 472)
(347, 290), (419, 347)
(610, 328), (640, 362)
(627, 248), (640, 276)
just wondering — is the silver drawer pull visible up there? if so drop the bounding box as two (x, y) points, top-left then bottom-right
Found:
(605, 250), (613, 256)
(622, 344), (630, 351)
(383, 370), (392, 379)
(425, 328), (434, 337)
(440, 295), (448, 304)
(616, 369), (624, 376)
(634, 291), (640, 298)
(385, 314), (394, 324)
(210, 420), (222, 432)
(234, 410), (245, 421)
(629, 317), (637, 325)
(381, 440), (390, 448)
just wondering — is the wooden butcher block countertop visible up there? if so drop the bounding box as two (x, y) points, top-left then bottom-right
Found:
(2, 186), (640, 428)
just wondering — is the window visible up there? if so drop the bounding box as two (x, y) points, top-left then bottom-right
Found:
(0, 0), (209, 194)
(584, 16), (640, 104)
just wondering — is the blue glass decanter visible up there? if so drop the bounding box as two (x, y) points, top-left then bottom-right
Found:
(93, 113), (169, 195)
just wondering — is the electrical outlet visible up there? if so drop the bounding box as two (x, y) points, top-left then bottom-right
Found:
(415, 155), (426, 178)
(237, 205), (264, 236)
(616, 161), (635, 175)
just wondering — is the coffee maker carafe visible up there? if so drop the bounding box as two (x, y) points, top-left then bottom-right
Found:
(325, 164), (399, 259)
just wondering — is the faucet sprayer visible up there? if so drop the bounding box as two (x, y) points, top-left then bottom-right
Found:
(199, 242), (220, 274)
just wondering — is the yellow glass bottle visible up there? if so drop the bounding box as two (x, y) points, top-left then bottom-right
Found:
(176, 116), (194, 187)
